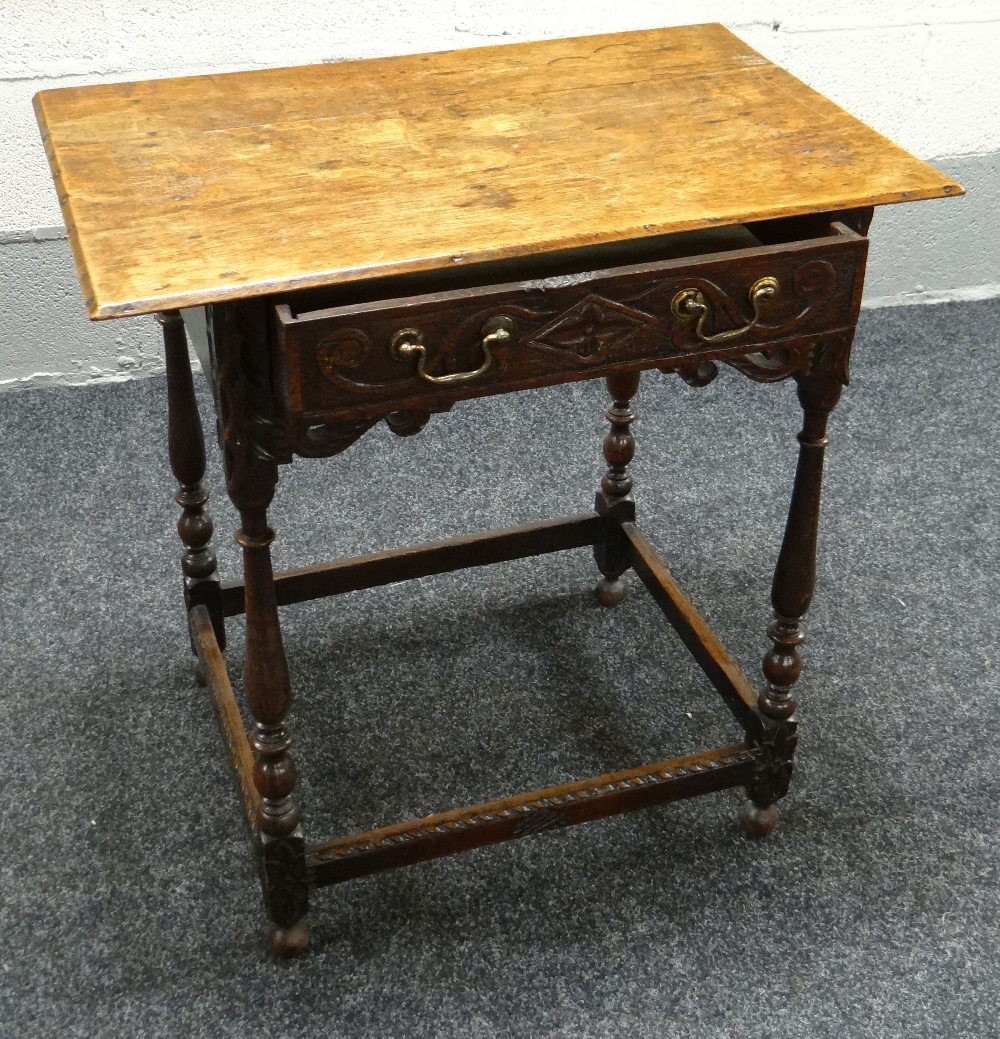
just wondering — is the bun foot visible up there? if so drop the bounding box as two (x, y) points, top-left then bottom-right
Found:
(270, 919), (310, 958)
(739, 801), (779, 839)
(596, 576), (626, 607)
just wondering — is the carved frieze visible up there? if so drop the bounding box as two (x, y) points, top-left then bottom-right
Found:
(268, 238), (864, 456)
(295, 251), (856, 413)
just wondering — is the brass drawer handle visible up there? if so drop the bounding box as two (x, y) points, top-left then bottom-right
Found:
(671, 276), (779, 344)
(390, 316), (514, 385)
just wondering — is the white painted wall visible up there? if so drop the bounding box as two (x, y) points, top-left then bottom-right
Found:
(1, 1), (997, 387)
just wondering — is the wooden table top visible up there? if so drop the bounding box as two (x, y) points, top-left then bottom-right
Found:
(35, 23), (961, 320)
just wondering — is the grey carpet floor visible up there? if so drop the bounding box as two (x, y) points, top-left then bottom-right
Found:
(0, 299), (998, 1039)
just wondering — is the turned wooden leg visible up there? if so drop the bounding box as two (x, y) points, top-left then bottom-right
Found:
(160, 310), (224, 671)
(209, 299), (310, 953)
(236, 503), (310, 955)
(594, 370), (641, 606)
(741, 342), (849, 837)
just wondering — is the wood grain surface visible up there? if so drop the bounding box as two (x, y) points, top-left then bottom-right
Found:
(34, 23), (962, 320)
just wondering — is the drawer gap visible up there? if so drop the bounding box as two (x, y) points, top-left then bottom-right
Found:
(282, 224), (773, 317)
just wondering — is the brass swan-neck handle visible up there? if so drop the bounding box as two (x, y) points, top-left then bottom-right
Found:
(671, 276), (780, 344)
(390, 316), (514, 385)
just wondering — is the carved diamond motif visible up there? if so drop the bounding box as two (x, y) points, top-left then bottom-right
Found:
(525, 294), (657, 364)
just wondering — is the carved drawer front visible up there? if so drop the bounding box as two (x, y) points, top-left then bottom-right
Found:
(274, 222), (867, 422)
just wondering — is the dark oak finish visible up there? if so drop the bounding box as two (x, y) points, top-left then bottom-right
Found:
(235, 503), (310, 954)
(275, 223), (868, 427)
(219, 513), (604, 616)
(159, 204), (908, 954)
(207, 301), (311, 955)
(308, 745), (756, 887)
(593, 370), (641, 607)
(162, 309), (223, 655)
(739, 330), (854, 838)
(37, 24), (962, 957)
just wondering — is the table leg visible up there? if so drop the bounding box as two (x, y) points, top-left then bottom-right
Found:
(741, 339), (849, 837)
(594, 370), (641, 606)
(231, 498), (310, 956)
(160, 310), (223, 679)
(207, 299), (310, 954)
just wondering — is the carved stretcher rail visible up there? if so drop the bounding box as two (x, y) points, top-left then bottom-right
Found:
(307, 744), (756, 886)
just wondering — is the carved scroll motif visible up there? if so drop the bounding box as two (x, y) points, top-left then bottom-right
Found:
(291, 410), (434, 459)
(666, 259), (837, 354)
(294, 419), (379, 458)
(298, 256), (855, 458)
(675, 325), (856, 394)
(310, 257), (843, 399)
(725, 344), (806, 383)
(673, 342), (810, 389)
(313, 305), (557, 394)
(683, 331), (854, 407)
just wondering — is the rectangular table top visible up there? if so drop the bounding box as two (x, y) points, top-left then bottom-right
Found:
(35, 23), (961, 321)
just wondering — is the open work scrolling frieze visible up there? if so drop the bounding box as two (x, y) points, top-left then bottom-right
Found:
(675, 328), (855, 391)
(279, 251), (860, 457)
(303, 256), (847, 397)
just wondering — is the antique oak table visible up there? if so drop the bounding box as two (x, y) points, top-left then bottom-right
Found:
(35, 24), (961, 956)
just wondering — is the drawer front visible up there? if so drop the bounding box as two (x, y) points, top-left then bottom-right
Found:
(276, 227), (867, 422)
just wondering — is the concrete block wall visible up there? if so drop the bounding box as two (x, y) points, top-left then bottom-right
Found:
(1, 2), (997, 388)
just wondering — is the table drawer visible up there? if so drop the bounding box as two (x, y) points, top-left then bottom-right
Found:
(274, 222), (867, 422)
